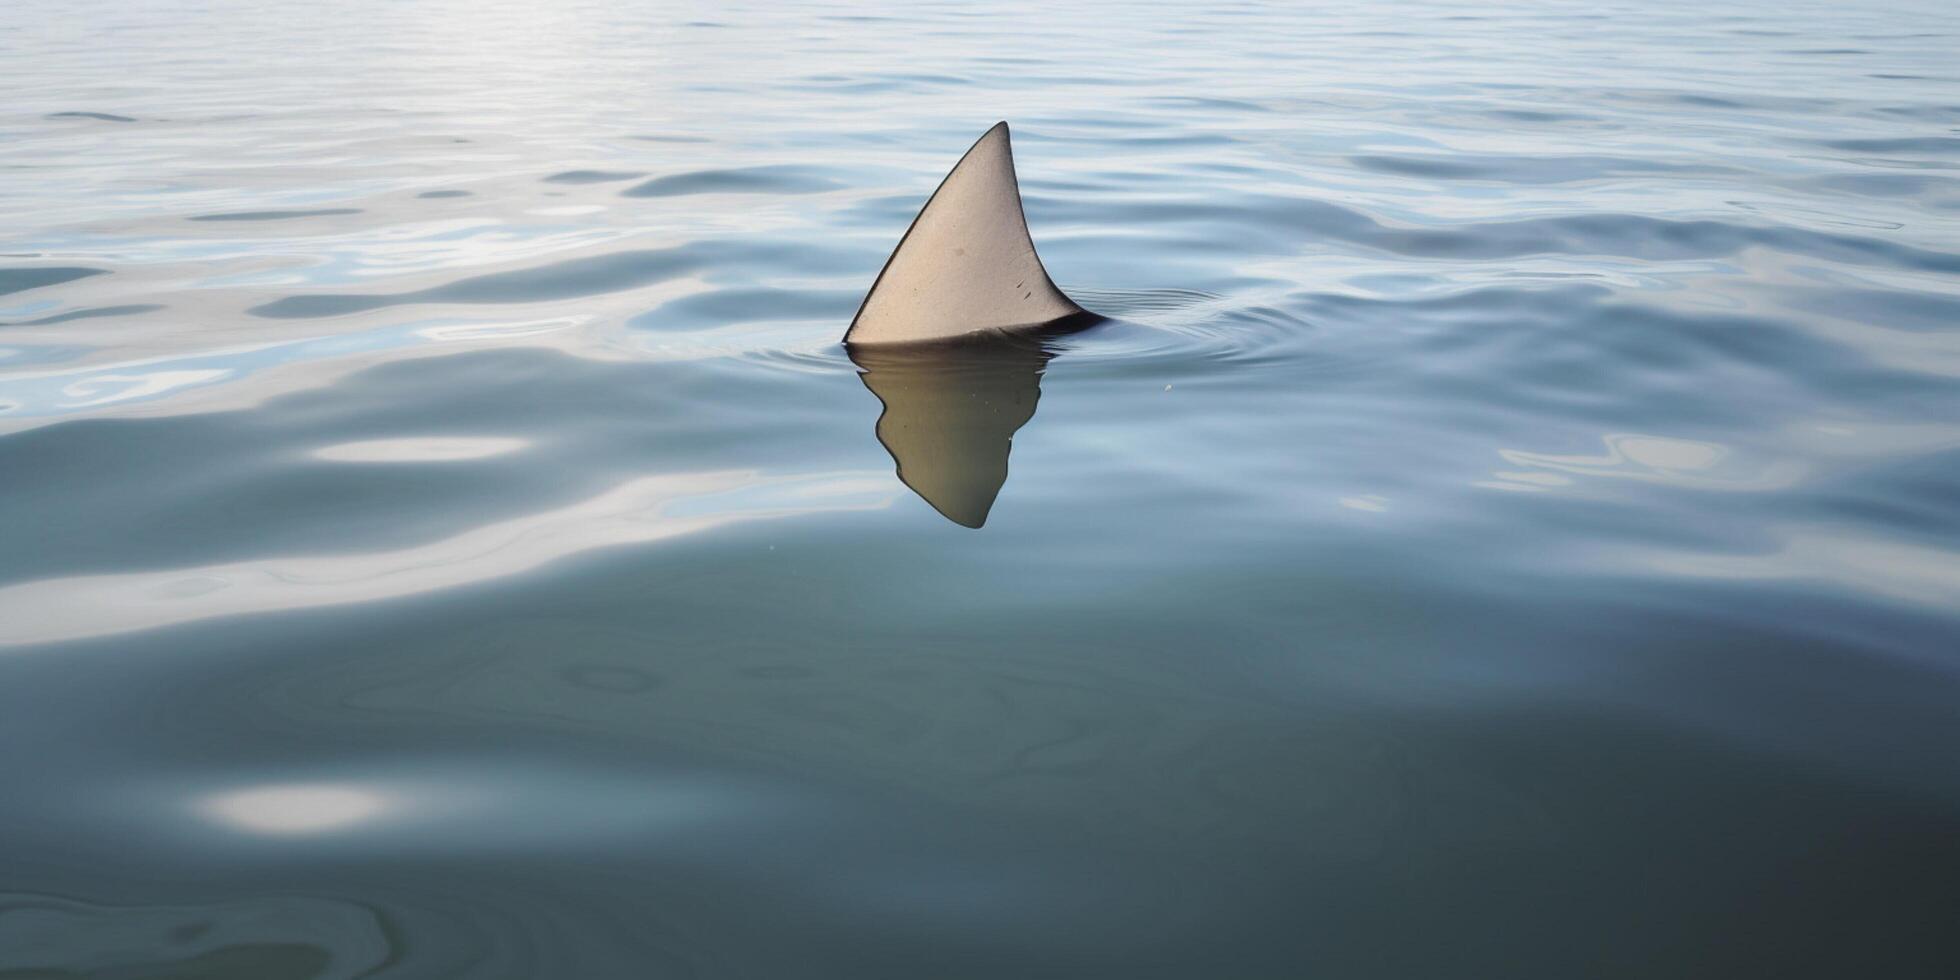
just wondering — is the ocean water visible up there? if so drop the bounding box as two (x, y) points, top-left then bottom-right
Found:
(4, 0), (1959, 975)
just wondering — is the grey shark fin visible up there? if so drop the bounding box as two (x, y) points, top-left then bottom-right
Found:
(844, 122), (1089, 346)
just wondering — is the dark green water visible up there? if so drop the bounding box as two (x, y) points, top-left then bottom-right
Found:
(3, 0), (1959, 975)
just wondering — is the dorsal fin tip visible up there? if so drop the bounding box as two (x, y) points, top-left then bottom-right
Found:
(844, 122), (1088, 346)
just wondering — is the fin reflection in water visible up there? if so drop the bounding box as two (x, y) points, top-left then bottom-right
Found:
(849, 331), (1058, 528)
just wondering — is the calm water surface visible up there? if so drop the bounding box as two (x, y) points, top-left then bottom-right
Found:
(4, 0), (1959, 975)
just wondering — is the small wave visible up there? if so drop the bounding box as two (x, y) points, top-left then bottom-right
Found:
(4, 304), (163, 327)
(247, 242), (861, 319)
(0, 267), (106, 298)
(621, 166), (844, 198)
(1348, 153), (1730, 183)
(188, 208), (361, 222)
(629, 287), (859, 332)
(44, 111), (135, 122)
(1478, 108), (1597, 124)
(1145, 96), (1272, 114)
(543, 170), (647, 185)
(1817, 136), (1960, 155)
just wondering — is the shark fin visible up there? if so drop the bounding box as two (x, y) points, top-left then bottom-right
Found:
(845, 122), (1089, 345)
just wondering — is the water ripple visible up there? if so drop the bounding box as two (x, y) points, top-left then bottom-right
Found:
(188, 209), (364, 222)
(0, 266), (106, 297)
(247, 241), (858, 319)
(620, 166), (846, 198)
(0, 469), (893, 648)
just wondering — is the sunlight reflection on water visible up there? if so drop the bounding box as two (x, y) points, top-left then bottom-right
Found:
(0, 470), (893, 647)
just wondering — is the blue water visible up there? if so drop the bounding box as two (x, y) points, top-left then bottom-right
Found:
(4, 0), (1959, 975)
